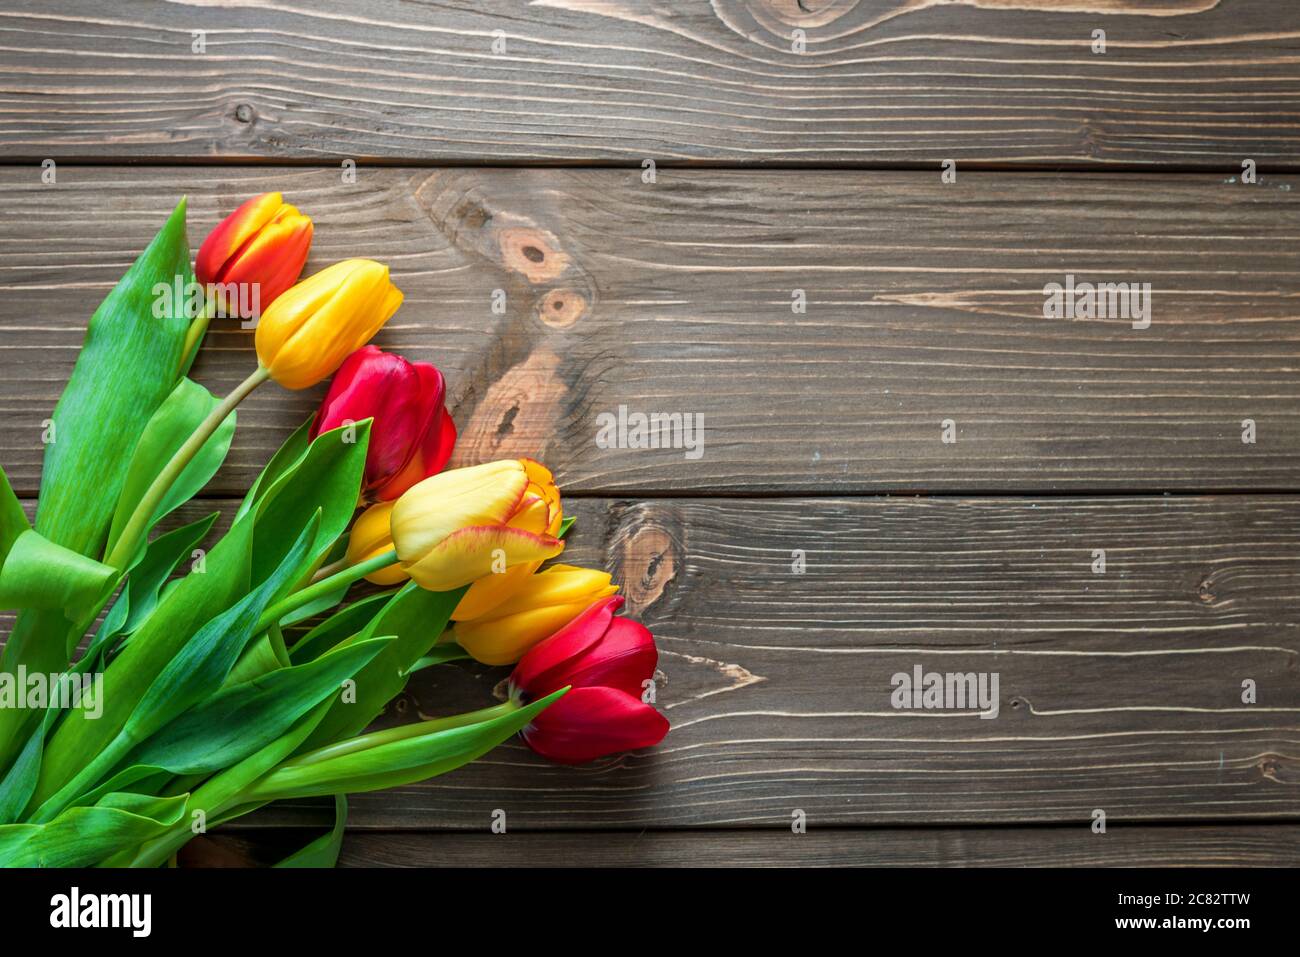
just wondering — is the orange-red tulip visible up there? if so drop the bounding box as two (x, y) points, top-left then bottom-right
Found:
(195, 192), (312, 315)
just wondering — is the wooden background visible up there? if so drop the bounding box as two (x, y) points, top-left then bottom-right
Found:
(2, 0), (1299, 866)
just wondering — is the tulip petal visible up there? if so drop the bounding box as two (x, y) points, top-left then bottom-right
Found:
(451, 558), (540, 621)
(220, 208), (313, 310)
(539, 615), (656, 699)
(507, 494), (551, 536)
(344, 502), (409, 585)
(371, 362), (456, 501)
(521, 458), (562, 535)
(314, 346), (424, 492)
(195, 192), (283, 287)
(478, 564), (616, 620)
(522, 686), (668, 765)
(455, 599), (597, 666)
(346, 501), (395, 563)
(256, 260), (403, 390)
(453, 566), (617, 664)
(510, 595), (623, 693)
(389, 460), (529, 561)
(402, 524), (561, 592)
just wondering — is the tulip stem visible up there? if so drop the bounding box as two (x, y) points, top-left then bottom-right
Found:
(105, 366), (270, 571)
(256, 548), (398, 632)
(177, 291), (214, 376)
(309, 555), (350, 583)
(178, 312), (210, 374)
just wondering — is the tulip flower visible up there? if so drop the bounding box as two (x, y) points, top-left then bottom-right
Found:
(508, 595), (668, 764)
(451, 457), (563, 622)
(383, 458), (562, 593)
(453, 564), (619, 665)
(255, 259), (403, 390)
(310, 346), (457, 502)
(195, 192), (312, 315)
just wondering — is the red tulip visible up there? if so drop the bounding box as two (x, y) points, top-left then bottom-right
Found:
(310, 345), (457, 501)
(509, 595), (668, 764)
(195, 192), (312, 316)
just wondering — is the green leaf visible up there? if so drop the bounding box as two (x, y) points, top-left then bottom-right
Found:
(235, 417), (313, 524)
(300, 583), (465, 751)
(408, 642), (472, 673)
(31, 512), (256, 809)
(0, 203), (193, 771)
(87, 512), (218, 665)
(279, 582), (350, 627)
(121, 512), (219, 637)
(248, 690), (565, 802)
(223, 625), (290, 687)
(0, 529), (117, 620)
(0, 609), (71, 771)
(35, 199), (194, 559)
(289, 593), (392, 664)
(117, 704), (331, 868)
(249, 421), (371, 589)
(0, 792), (188, 867)
(558, 515), (576, 538)
(104, 379), (235, 565)
(0, 463), (29, 563)
(273, 795), (347, 868)
(72, 764), (173, 810)
(0, 721), (44, 825)
(129, 637), (394, 775)
(276, 533), (354, 628)
(29, 514), (321, 823)
(122, 514), (319, 745)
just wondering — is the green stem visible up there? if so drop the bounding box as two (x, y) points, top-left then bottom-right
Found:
(177, 302), (211, 376)
(255, 549), (398, 632)
(309, 555), (349, 583)
(105, 366), (269, 571)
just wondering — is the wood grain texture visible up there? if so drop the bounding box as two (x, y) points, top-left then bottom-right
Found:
(184, 824), (1300, 867)
(3, 166), (1300, 495)
(3, 0), (1300, 167)
(103, 494), (1287, 830)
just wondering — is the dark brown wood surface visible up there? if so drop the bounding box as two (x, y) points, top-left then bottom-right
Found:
(4, 166), (1300, 495)
(3, 0), (1300, 167)
(2, 1), (1298, 868)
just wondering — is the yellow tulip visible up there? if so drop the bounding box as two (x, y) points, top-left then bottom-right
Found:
(452, 564), (619, 665)
(389, 458), (563, 592)
(344, 500), (410, 586)
(255, 259), (403, 389)
(452, 458), (563, 621)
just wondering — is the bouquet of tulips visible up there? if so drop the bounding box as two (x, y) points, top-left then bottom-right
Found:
(0, 194), (668, 867)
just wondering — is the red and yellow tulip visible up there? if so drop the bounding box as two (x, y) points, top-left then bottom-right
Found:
(377, 458), (563, 593)
(195, 192), (312, 314)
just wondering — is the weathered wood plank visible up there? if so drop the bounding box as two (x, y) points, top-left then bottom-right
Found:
(186, 824), (1300, 867)
(3, 166), (1300, 495)
(60, 495), (1297, 829)
(2, 0), (1299, 167)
